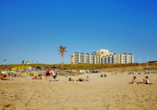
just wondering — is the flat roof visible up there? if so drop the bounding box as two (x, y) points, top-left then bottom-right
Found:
(96, 49), (109, 52)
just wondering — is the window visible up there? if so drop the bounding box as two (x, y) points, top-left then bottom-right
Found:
(91, 55), (95, 64)
(86, 54), (89, 64)
(122, 54), (127, 64)
(106, 56), (108, 64)
(102, 56), (105, 64)
(109, 55), (112, 64)
(80, 54), (84, 63)
(128, 55), (132, 63)
(96, 56), (98, 64)
(113, 55), (116, 63)
(75, 53), (79, 64)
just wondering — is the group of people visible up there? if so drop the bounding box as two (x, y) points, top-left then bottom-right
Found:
(32, 74), (42, 80)
(132, 76), (151, 84)
(76, 76), (90, 82)
(45, 68), (57, 81)
(0, 73), (9, 80)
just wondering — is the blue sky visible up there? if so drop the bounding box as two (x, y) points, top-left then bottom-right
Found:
(0, 0), (157, 64)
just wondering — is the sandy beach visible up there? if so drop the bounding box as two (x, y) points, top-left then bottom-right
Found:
(1, 73), (157, 110)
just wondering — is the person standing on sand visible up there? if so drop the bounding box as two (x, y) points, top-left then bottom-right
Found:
(45, 67), (50, 81)
(52, 69), (57, 81)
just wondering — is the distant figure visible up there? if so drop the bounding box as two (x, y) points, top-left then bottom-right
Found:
(7, 73), (9, 79)
(76, 78), (84, 82)
(45, 67), (50, 81)
(132, 76), (139, 84)
(142, 76), (150, 84)
(32, 75), (42, 80)
(52, 69), (57, 81)
(115, 72), (117, 75)
(85, 76), (90, 81)
(38, 75), (42, 80)
(32, 76), (37, 80)
(65, 73), (68, 77)
(0, 74), (4, 80)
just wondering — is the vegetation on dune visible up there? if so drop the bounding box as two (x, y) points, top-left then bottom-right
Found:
(0, 63), (156, 73)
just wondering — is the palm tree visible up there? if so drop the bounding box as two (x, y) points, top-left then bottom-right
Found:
(58, 45), (67, 64)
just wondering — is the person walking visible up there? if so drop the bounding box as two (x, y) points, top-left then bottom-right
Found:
(45, 67), (50, 81)
(52, 69), (57, 81)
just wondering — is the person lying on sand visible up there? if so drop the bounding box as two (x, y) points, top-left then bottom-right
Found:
(76, 78), (84, 82)
(32, 75), (42, 80)
(32, 76), (37, 80)
(17, 74), (21, 77)
(85, 76), (90, 81)
(142, 76), (151, 84)
(132, 76), (139, 84)
(0, 74), (4, 80)
(0, 74), (9, 80)
(30, 73), (34, 75)
(38, 75), (42, 80)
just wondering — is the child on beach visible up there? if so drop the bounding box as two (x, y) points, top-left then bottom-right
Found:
(85, 76), (90, 81)
(0, 74), (4, 80)
(32, 76), (37, 80)
(38, 75), (42, 80)
(132, 76), (139, 84)
(45, 67), (50, 81)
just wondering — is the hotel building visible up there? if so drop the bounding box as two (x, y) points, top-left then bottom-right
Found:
(70, 49), (134, 64)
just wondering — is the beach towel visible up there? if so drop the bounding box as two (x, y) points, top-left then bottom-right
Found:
(34, 73), (39, 77)
(3, 72), (7, 75)
(24, 73), (28, 76)
(11, 73), (16, 75)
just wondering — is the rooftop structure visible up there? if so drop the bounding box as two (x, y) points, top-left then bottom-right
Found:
(70, 49), (134, 64)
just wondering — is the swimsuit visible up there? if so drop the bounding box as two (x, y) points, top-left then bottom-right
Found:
(145, 80), (149, 84)
(53, 75), (57, 79)
(46, 70), (50, 76)
(132, 79), (136, 83)
(79, 78), (83, 81)
(46, 73), (50, 76)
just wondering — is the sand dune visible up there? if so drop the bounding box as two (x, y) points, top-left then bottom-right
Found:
(0, 73), (157, 110)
